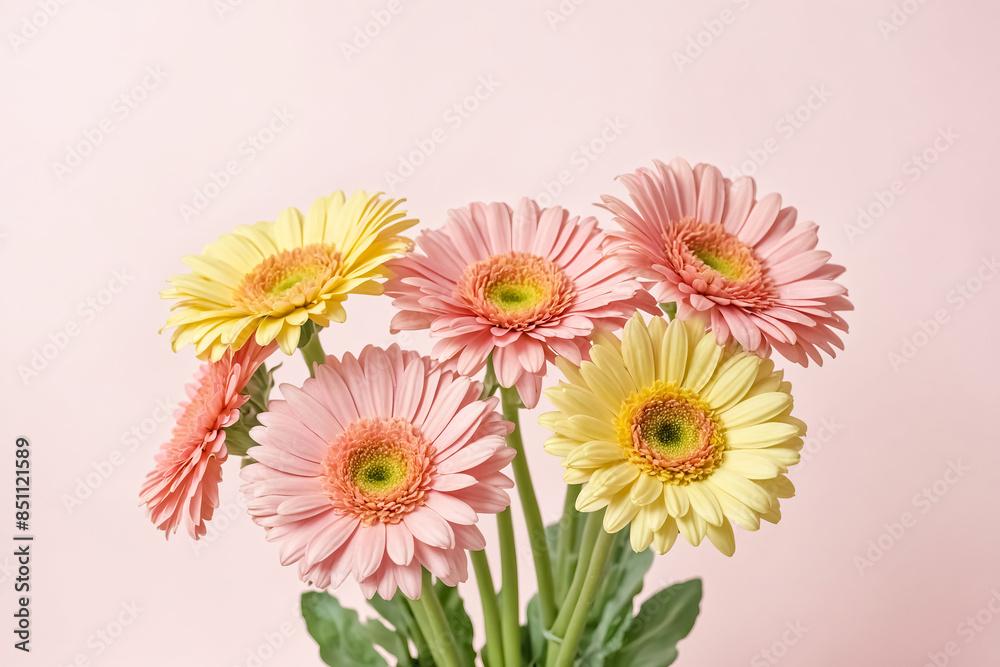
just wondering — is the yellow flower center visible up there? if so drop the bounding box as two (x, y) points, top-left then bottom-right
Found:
(234, 244), (342, 315)
(321, 417), (435, 525)
(457, 251), (574, 329)
(615, 382), (726, 484)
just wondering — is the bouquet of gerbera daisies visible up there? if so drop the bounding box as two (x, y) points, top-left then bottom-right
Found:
(141, 158), (850, 666)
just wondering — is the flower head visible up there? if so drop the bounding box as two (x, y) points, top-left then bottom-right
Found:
(541, 313), (804, 556)
(163, 191), (416, 361)
(241, 345), (515, 600)
(601, 158), (852, 366)
(384, 198), (656, 407)
(140, 340), (275, 539)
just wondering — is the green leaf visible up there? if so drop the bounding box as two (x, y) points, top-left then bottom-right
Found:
(524, 594), (546, 665)
(659, 302), (678, 320)
(433, 580), (476, 667)
(604, 578), (703, 667)
(301, 591), (387, 667)
(224, 361), (280, 459)
(581, 531), (655, 664)
(297, 319), (319, 349)
(368, 594), (429, 665)
(571, 529), (655, 666)
(366, 618), (413, 666)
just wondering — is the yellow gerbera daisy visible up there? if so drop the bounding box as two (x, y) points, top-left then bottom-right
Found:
(540, 313), (805, 556)
(162, 191), (416, 360)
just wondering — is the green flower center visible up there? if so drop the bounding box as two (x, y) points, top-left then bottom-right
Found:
(270, 268), (321, 296)
(692, 249), (745, 281)
(349, 452), (409, 495)
(640, 411), (703, 458)
(457, 251), (575, 329)
(486, 281), (546, 313)
(234, 243), (342, 314)
(616, 382), (726, 484)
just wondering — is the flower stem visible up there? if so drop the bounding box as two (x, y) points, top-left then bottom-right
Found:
(553, 483), (582, 604)
(496, 508), (521, 667)
(498, 383), (558, 629)
(471, 550), (504, 667)
(550, 523), (615, 667)
(299, 328), (326, 378)
(409, 569), (464, 667)
(548, 509), (603, 643)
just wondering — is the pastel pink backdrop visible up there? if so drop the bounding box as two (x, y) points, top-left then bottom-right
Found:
(2, 1), (998, 665)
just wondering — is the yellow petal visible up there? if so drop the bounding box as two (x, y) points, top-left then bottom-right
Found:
(630, 473), (663, 506)
(718, 392), (793, 429)
(725, 422), (801, 449)
(704, 354), (760, 411)
(684, 330), (723, 392)
(706, 518), (736, 556)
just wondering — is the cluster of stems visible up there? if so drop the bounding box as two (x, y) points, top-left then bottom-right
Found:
(441, 360), (616, 667)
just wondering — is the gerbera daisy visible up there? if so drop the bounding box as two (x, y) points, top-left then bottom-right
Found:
(140, 340), (276, 539)
(600, 158), (852, 366)
(383, 198), (656, 408)
(240, 345), (515, 600)
(162, 191), (417, 361)
(541, 313), (804, 556)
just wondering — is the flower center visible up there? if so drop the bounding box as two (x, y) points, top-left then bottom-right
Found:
(457, 251), (574, 329)
(234, 244), (342, 315)
(321, 417), (434, 525)
(662, 217), (770, 294)
(615, 382), (725, 484)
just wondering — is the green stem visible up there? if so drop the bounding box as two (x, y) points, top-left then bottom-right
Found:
(553, 484), (582, 604)
(408, 570), (464, 667)
(548, 510), (603, 642)
(499, 382), (557, 629)
(299, 329), (326, 378)
(551, 526), (615, 667)
(471, 550), (504, 667)
(496, 508), (521, 667)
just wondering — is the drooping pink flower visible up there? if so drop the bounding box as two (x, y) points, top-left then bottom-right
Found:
(601, 158), (852, 365)
(383, 198), (657, 407)
(141, 341), (276, 539)
(240, 345), (515, 600)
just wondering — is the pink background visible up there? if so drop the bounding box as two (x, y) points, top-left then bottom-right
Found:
(3, 1), (999, 665)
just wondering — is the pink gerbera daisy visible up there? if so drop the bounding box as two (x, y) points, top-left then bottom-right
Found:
(600, 158), (852, 365)
(383, 198), (657, 407)
(141, 340), (276, 539)
(240, 345), (515, 600)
